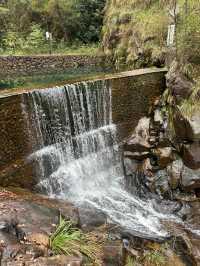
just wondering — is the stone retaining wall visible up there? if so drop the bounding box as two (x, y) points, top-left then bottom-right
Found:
(0, 55), (99, 76)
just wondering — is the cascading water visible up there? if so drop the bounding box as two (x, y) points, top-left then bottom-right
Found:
(23, 79), (170, 240)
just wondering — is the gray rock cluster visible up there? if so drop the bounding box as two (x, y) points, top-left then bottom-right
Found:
(123, 63), (200, 199)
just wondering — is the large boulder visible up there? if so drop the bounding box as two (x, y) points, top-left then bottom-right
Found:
(173, 111), (200, 142)
(187, 113), (200, 140)
(125, 117), (151, 152)
(123, 157), (139, 177)
(123, 157), (142, 194)
(0, 187), (80, 266)
(166, 61), (193, 104)
(181, 166), (200, 190)
(181, 142), (200, 170)
(167, 160), (183, 190)
(154, 170), (171, 197)
(78, 207), (107, 231)
(124, 117), (151, 160)
(166, 159), (200, 191)
(153, 147), (175, 169)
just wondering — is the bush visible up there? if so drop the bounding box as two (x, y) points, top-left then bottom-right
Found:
(26, 24), (45, 49)
(3, 31), (23, 52)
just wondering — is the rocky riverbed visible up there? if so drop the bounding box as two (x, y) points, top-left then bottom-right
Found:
(123, 61), (200, 266)
(0, 186), (198, 266)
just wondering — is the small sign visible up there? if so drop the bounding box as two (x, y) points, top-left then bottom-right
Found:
(46, 31), (50, 40)
(46, 32), (52, 40)
(167, 24), (175, 46)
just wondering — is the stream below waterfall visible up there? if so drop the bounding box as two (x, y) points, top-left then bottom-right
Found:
(23, 79), (176, 240)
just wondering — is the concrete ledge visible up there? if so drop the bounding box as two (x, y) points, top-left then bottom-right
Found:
(0, 68), (167, 99)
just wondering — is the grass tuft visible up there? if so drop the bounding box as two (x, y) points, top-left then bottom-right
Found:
(125, 255), (136, 266)
(50, 216), (104, 265)
(143, 250), (166, 266)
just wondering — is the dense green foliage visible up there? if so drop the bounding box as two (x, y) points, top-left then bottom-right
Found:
(102, 0), (200, 69)
(0, 0), (105, 54)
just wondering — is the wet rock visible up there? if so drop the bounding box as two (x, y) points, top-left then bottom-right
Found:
(0, 231), (23, 263)
(153, 147), (175, 169)
(182, 142), (200, 170)
(0, 188), (85, 265)
(169, 74), (193, 103)
(25, 255), (82, 266)
(154, 170), (171, 198)
(187, 113), (200, 141)
(78, 207), (107, 231)
(124, 117), (151, 153)
(166, 61), (193, 104)
(140, 167), (171, 198)
(102, 240), (122, 266)
(123, 157), (139, 177)
(173, 111), (200, 142)
(3, 255), (83, 266)
(181, 166), (200, 190)
(164, 221), (200, 266)
(0, 188), (80, 265)
(6, 187), (79, 225)
(123, 158), (141, 194)
(142, 158), (154, 176)
(123, 150), (149, 160)
(152, 198), (182, 215)
(167, 159), (183, 190)
(157, 132), (172, 148)
(184, 201), (200, 231)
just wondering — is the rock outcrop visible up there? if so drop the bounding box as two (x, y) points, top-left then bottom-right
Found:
(123, 62), (200, 265)
(123, 62), (200, 195)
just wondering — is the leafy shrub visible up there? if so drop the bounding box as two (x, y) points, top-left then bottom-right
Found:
(26, 24), (45, 49)
(3, 31), (23, 52)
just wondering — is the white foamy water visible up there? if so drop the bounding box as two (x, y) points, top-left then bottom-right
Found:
(23, 79), (170, 239)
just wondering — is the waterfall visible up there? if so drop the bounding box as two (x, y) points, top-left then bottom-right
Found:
(23, 80), (169, 240)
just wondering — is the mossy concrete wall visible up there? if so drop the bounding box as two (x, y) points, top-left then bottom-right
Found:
(111, 70), (166, 140)
(0, 95), (35, 188)
(0, 55), (99, 77)
(0, 68), (166, 188)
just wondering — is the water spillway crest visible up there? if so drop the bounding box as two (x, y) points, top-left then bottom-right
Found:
(23, 80), (170, 240)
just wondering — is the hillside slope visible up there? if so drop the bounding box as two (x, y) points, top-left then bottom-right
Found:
(102, 0), (200, 71)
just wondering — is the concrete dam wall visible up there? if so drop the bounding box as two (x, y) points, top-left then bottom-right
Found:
(0, 68), (167, 189)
